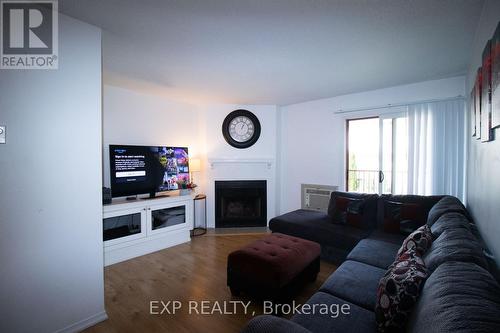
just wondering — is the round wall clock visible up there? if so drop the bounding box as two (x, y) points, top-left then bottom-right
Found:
(222, 109), (261, 149)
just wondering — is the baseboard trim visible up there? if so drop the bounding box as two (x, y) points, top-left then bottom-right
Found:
(54, 311), (108, 333)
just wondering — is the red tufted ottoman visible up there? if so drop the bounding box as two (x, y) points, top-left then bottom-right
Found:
(227, 233), (321, 300)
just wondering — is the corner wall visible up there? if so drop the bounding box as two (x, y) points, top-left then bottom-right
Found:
(465, 0), (500, 263)
(199, 104), (278, 227)
(0, 15), (105, 333)
(101, 91), (279, 227)
(102, 85), (204, 191)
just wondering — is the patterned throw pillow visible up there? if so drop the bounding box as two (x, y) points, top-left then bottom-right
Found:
(376, 250), (428, 332)
(396, 224), (433, 257)
(384, 201), (426, 234)
(331, 196), (364, 228)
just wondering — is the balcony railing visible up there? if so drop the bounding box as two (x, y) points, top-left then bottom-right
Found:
(348, 169), (408, 194)
(347, 169), (379, 193)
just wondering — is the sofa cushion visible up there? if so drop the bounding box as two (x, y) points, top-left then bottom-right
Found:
(270, 209), (330, 225)
(377, 194), (444, 230)
(347, 239), (401, 269)
(375, 250), (428, 332)
(269, 209), (370, 250)
(319, 260), (386, 310)
(328, 191), (379, 230)
(469, 221), (489, 251)
(423, 227), (488, 272)
(241, 315), (312, 333)
(429, 212), (472, 237)
(383, 201), (427, 234)
(408, 261), (500, 333)
(396, 225), (433, 257)
(292, 292), (376, 333)
(330, 196), (365, 228)
(368, 229), (406, 245)
(426, 195), (469, 226)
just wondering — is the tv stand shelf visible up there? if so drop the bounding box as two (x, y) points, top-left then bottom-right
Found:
(103, 193), (194, 266)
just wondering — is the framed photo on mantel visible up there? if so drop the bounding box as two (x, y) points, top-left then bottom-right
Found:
(475, 68), (482, 140)
(481, 40), (492, 142)
(492, 22), (500, 129)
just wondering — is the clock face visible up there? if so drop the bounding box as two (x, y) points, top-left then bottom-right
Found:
(229, 116), (255, 142)
(222, 110), (261, 149)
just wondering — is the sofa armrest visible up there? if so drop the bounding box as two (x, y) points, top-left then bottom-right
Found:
(240, 315), (312, 333)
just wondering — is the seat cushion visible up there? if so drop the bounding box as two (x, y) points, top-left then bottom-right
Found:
(241, 315), (312, 333)
(227, 233), (320, 288)
(408, 261), (500, 333)
(426, 196), (469, 226)
(270, 209), (331, 225)
(269, 209), (370, 250)
(368, 229), (406, 245)
(319, 260), (386, 310)
(292, 292), (376, 333)
(423, 227), (488, 272)
(347, 239), (401, 269)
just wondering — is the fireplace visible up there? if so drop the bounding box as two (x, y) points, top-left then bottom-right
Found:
(215, 180), (267, 228)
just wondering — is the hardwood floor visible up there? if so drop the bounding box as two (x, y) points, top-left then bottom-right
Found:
(84, 233), (336, 333)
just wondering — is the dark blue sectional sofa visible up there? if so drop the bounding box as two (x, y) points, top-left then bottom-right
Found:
(241, 192), (500, 333)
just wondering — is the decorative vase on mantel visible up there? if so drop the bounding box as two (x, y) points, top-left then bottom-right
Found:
(179, 188), (191, 196)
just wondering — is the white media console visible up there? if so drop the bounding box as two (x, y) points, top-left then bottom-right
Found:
(103, 194), (194, 266)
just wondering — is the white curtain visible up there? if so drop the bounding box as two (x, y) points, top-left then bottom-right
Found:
(407, 99), (466, 200)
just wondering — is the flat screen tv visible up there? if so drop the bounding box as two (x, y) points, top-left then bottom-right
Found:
(109, 145), (189, 198)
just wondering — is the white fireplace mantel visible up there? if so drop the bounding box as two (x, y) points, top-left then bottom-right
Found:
(208, 158), (274, 169)
(205, 157), (276, 228)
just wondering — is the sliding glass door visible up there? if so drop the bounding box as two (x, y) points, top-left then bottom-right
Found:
(346, 117), (380, 193)
(346, 113), (408, 194)
(379, 113), (408, 194)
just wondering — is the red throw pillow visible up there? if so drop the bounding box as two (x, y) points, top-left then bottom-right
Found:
(376, 249), (428, 332)
(334, 196), (351, 211)
(384, 201), (426, 234)
(331, 196), (364, 228)
(396, 225), (433, 257)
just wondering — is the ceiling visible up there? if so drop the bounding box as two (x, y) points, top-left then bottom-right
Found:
(60, 0), (484, 105)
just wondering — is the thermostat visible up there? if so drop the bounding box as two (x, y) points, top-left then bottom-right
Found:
(0, 126), (5, 144)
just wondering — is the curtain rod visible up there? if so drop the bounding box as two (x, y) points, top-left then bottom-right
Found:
(335, 95), (465, 114)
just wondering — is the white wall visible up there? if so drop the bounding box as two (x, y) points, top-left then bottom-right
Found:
(199, 104), (278, 227)
(0, 15), (105, 333)
(279, 76), (465, 213)
(465, 0), (500, 263)
(102, 85), (203, 190)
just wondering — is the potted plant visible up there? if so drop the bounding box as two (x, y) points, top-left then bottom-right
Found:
(177, 179), (197, 195)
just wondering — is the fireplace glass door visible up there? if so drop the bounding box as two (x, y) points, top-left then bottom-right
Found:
(215, 180), (267, 228)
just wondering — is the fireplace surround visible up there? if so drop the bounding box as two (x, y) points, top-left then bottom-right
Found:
(215, 180), (267, 228)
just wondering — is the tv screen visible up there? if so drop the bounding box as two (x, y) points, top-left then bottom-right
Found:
(109, 145), (189, 198)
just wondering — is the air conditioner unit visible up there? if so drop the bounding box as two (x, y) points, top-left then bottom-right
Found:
(301, 184), (339, 212)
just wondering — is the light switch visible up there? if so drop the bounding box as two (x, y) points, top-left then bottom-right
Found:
(0, 126), (5, 144)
